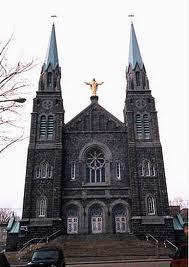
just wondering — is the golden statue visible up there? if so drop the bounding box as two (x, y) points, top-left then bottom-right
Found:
(85, 78), (104, 96)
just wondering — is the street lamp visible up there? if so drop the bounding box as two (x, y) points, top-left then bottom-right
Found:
(0, 97), (26, 103)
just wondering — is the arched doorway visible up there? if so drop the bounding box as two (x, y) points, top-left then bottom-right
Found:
(112, 204), (129, 233)
(66, 205), (79, 234)
(89, 204), (104, 234)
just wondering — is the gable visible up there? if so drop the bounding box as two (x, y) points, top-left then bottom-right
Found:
(65, 100), (125, 133)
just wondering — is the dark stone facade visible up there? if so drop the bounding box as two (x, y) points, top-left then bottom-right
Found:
(15, 25), (175, 249)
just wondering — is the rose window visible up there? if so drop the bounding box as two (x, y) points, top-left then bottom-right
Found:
(86, 149), (105, 183)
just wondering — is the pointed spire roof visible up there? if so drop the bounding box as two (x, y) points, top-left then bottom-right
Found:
(44, 23), (59, 70)
(128, 22), (144, 69)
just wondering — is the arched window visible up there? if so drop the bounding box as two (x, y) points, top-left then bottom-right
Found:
(36, 196), (47, 217)
(86, 148), (105, 184)
(39, 116), (47, 138)
(143, 160), (150, 176)
(47, 115), (54, 138)
(35, 166), (40, 178)
(136, 71), (140, 86)
(142, 73), (146, 89)
(146, 195), (156, 215)
(41, 161), (48, 178)
(136, 114), (142, 139)
(70, 163), (76, 180)
(35, 161), (53, 179)
(116, 162), (121, 180)
(139, 160), (156, 177)
(47, 72), (52, 87)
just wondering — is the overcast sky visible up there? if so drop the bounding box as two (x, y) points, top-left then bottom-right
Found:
(0, 0), (188, 216)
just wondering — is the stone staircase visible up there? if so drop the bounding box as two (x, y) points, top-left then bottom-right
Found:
(5, 233), (173, 265)
(52, 233), (172, 263)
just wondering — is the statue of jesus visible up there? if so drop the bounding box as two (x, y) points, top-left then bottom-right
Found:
(85, 78), (104, 96)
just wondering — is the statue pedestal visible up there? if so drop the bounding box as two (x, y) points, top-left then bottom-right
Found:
(90, 96), (99, 102)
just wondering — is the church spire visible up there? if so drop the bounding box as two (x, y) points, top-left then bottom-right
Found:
(126, 22), (149, 91)
(128, 22), (144, 70)
(44, 23), (59, 70)
(38, 23), (61, 92)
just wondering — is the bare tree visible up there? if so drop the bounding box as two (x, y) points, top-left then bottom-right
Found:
(169, 197), (189, 209)
(0, 35), (35, 153)
(0, 208), (13, 224)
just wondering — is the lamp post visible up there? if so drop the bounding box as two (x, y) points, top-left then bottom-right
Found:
(0, 97), (26, 103)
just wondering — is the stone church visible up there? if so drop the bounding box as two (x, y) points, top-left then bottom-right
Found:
(19, 22), (174, 246)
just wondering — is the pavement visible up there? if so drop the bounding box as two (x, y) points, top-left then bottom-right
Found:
(66, 259), (171, 267)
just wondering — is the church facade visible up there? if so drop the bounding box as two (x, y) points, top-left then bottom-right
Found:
(19, 23), (174, 245)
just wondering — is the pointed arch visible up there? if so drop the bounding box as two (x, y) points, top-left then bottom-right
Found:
(36, 196), (47, 217)
(35, 161), (53, 179)
(145, 194), (156, 215)
(139, 159), (156, 177)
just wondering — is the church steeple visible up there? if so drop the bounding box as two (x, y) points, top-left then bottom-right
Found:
(128, 22), (143, 70)
(38, 23), (61, 92)
(126, 22), (149, 91)
(44, 23), (59, 71)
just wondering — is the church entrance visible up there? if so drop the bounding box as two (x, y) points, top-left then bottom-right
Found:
(67, 217), (78, 234)
(115, 216), (127, 233)
(112, 203), (130, 233)
(91, 216), (103, 233)
(89, 204), (104, 234)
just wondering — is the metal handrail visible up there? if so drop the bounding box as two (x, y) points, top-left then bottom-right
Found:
(146, 233), (159, 258)
(19, 238), (42, 253)
(46, 229), (62, 243)
(164, 239), (178, 251)
(146, 233), (158, 247)
(18, 228), (63, 260)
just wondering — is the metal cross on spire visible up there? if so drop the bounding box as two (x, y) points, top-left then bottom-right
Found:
(128, 13), (134, 23)
(51, 15), (57, 24)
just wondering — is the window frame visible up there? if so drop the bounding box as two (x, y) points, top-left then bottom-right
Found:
(116, 162), (121, 180)
(38, 114), (54, 140)
(85, 148), (106, 185)
(70, 162), (76, 180)
(146, 195), (156, 215)
(36, 196), (47, 218)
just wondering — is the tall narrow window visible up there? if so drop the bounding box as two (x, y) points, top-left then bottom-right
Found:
(41, 162), (48, 178)
(144, 160), (150, 176)
(136, 71), (140, 86)
(136, 114), (142, 139)
(116, 163), (121, 180)
(142, 73), (146, 89)
(151, 164), (156, 176)
(47, 115), (54, 138)
(146, 195), (156, 215)
(47, 72), (52, 87)
(35, 166), (40, 178)
(47, 166), (53, 178)
(40, 116), (47, 138)
(143, 114), (150, 139)
(71, 163), (76, 180)
(37, 197), (47, 217)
